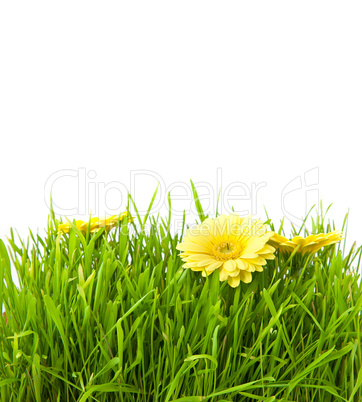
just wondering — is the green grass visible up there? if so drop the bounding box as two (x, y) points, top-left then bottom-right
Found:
(1, 190), (361, 402)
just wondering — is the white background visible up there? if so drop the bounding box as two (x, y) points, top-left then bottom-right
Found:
(0, 1), (361, 255)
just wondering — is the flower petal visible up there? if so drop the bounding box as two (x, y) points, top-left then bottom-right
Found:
(235, 259), (248, 270)
(218, 267), (229, 281)
(239, 270), (252, 283)
(228, 275), (241, 288)
(223, 260), (237, 272)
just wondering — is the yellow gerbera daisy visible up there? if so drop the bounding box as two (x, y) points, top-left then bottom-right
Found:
(176, 214), (276, 288)
(269, 231), (343, 256)
(57, 212), (129, 234)
(57, 220), (84, 234)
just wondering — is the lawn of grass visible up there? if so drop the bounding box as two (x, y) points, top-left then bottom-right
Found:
(1, 190), (361, 401)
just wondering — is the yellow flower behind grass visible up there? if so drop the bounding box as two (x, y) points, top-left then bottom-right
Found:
(57, 220), (84, 234)
(58, 212), (129, 235)
(269, 231), (343, 256)
(176, 214), (276, 288)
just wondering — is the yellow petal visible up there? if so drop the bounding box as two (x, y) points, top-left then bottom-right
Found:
(223, 260), (237, 272)
(240, 253), (259, 259)
(205, 261), (223, 272)
(235, 259), (248, 270)
(196, 259), (217, 267)
(58, 224), (70, 233)
(258, 245), (276, 254)
(176, 242), (210, 253)
(247, 257), (266, 266)
(218, 267), (229, 281)
(185, 254), (213, 261)
(239, 270), (252, 283)
(228, 275), (241, 288)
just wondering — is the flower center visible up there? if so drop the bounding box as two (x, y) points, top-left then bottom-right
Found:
(212, 241), (242, 261)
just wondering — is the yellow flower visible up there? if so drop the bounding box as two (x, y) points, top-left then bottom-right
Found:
(57, 212), (129, 234)
(57, 220), (84, 234)
(269, 231), (343, 256)
(176, 214), (276, 288)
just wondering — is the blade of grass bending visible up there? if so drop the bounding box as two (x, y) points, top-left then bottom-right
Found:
(348, 366), (362, 402)
(291, 292), (324, 333)
(205, 377), (275, 399)
(77, 383), (141, 402)
(287, 343), (354, 394)
(163, 360), (199, 402)
(190, 180), (207, 223)
(92, 357), (120, 381)
(127, 193), (143, 228)
(215, 187), (221, 217)
(142, 184), (159, 229)
(297, 204), (316, 235)
(42, 294), (75, 373)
